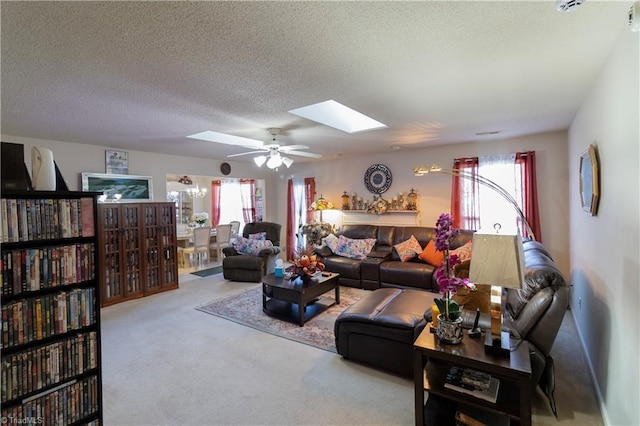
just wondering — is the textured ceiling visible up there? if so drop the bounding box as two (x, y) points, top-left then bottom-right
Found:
(0, 1), (633, 164)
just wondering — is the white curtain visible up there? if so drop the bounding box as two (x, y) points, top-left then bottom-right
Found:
(218, 179), (246, 231)
(477, 154), (523, 234)
(292, 179), (307, 251)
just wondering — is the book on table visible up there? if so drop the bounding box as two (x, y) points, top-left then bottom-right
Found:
(444, 366), (500, 403)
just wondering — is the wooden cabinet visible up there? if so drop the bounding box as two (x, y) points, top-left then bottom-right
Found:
(1, 191), (103, 424)
(97, 202), (178, 307)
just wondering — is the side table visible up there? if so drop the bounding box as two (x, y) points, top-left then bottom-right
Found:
(413, 327), (532, 426)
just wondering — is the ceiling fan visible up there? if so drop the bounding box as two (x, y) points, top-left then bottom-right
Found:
(187, 128), (321, 169)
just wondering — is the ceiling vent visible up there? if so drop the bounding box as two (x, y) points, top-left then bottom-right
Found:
(556, 0), (584, 12)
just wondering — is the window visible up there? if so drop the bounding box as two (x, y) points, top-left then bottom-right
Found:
(218, 180), (246, 230)
(286, 177), (316, 260)
(477, 155), (523, 234)
(453, 152), (540, 240)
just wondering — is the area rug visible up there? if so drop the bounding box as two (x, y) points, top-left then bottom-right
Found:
(196, 285), (369, 352)
(190, 266), (223, 277)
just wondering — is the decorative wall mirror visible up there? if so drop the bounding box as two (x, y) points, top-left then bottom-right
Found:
(579, 144), (600, 216)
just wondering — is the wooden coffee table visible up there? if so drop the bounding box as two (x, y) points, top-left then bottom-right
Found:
(262, 272), (340, 326)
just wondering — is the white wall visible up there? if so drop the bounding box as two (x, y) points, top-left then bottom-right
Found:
(568, 28), (639, 426)
(277, 130), (570, 276)
(0, 135), (280, 222)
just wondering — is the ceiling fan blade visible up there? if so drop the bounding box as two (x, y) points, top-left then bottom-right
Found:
(187, 131), (264, 149)
(227, 150), (268, 158)
(278, 145), (309, 152)
(286, 150), (322, 158)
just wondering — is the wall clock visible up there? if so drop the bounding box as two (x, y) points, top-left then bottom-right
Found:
(364, 164), (392, 194)
(220, 162), (231, 176)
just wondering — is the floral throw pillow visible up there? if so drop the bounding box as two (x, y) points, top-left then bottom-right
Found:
(450, 240), (473, 262)
(335, 235), (376, 260)
(232, 236), (273, 255)
(322, 234), (341, 253)
(394, 235), (423, 262)
(248, 232), (267, 241)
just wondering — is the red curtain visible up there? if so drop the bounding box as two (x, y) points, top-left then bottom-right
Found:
(240, 179), (256, 223)
(515, 151), (541, 241)
(451, 157), (480, 230)
(210, 180), (221, 226)
(286, 179), (296, 261)
(304, 177), (316, 223)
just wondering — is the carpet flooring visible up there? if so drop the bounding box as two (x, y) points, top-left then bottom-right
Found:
(196, 285), (369, 352)
(190, 265), (223, 277)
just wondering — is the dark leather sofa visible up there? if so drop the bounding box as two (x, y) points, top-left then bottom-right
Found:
(315, 224), (474, 290)
(334, 235), (569, 415)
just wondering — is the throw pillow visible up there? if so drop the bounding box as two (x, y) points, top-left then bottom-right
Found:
(335, 235), (376, 260)
(418, 240), (444, 266)
(232, 236), (273, 254)
(450, 240), (473, 262)
(243, 239), (273, 255)
(394, 235), (423, 262)
(322, 233), (341, 253)
(248, 232), (267, 241)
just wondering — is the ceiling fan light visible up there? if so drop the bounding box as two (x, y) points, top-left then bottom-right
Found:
(266, 155), (283, 169)
(254, 156), (267, 167)
(282, 156), (294, 168)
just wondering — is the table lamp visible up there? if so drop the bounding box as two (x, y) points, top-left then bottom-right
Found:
(468, 230), (525, 358)
(309, 194), (334, 222)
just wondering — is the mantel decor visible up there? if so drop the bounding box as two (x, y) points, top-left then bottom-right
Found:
(579, 144), (600, 216)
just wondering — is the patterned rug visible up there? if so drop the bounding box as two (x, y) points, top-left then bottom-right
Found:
(196, 285), (370, 353)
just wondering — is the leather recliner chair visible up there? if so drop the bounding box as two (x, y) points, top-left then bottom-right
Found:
(222, 222), (282, 282)
(460, 239), (569, 416)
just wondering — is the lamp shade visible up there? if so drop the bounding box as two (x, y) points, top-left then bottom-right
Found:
(469, 233), (525, 289)
(309, 196), (334, 211)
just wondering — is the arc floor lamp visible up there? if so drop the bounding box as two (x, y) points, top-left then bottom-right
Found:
(414, 164), (531, 357)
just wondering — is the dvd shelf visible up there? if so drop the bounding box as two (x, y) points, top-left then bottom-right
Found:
(97, 202), (178, 307)
(1, 191), (102, 425)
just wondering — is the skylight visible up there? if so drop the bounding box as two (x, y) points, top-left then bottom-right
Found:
(288, 100), (387, 134)
(186, 131), (263, 148)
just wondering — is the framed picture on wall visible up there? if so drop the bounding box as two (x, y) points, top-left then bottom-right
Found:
(82, 172), (153, 201)
(579, 144), (599, 216)
(105, 150), (129, 174)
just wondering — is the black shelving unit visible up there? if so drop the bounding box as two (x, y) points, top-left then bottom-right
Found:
(1, 190), (103, 425)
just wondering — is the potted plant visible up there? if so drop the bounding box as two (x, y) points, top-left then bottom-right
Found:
(433, 213), (475, 344)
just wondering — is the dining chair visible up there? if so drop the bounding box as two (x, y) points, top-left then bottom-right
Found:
(229, 221), (241, 240)
(210, 224), (232, 262)
(182, 226), (211, 269)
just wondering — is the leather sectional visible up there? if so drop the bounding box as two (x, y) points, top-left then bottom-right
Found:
(314, 224), (474, 290)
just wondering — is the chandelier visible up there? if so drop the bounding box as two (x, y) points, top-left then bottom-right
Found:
(254, 149), (293, 170)
(186, 185), (207, 198)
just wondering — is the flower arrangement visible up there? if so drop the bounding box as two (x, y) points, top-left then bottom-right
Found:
(288, 247), (325, 278)
(364, 195), (389, 215)
(433, 213), (475, 321)
(191, 212), (209, 227)
(299, 221), (336, 246)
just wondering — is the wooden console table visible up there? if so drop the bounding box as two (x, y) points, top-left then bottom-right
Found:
(413, 327), (532, 426)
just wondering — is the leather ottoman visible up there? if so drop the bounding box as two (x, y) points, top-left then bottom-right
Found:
(334, 287), (437, 377)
